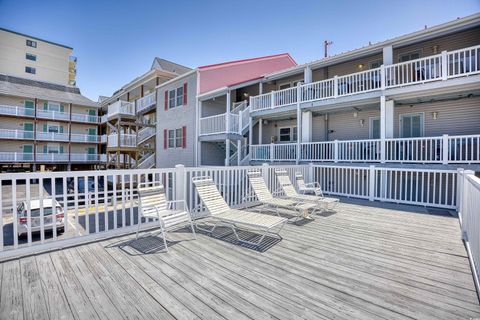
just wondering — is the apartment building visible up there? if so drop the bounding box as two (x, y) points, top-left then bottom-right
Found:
(205, 13), (480, 170)
(0, 28), (76, 86)
(0, 29), (98, 172)
(99, 58), (191, 169)
(154, 54), (297, 168)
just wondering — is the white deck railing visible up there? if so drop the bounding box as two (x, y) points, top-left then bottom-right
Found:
(0, 104), (99, 123)
(0, 163), (463, 259)
(71, 113), (99, 124)
(0, 152), (34, 162)
(136, 92), (156, 113)
(457, 169), (480, 293)
(36, 110), (70, 121)
(137, 127), (156, 144)
(250, 44), (480, 112)
(107, 100), (135, 118)
(0, 105), (35, 117)
(70, 133), (101, 143)
(199, 113), (241, 136)
(108, 133), (137, 148)
(36, 132), (70, 142)
(251, 134), (480, 164)
(0, 129), (34, 140)
(0, 153), (103, 163)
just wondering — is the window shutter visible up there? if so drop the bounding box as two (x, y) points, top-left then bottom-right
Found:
(164, 91), (168, 110)
(43, 102), (48, 110)
(60, 126), (64, 133)
(163, 129), (167, 149)
(182, 126), (186, 148)
(43, 124), (47, 132)
(183, 83), (187, 105)
(60, 104), (64, 112)
(43, 145), (47, 153)
(60, 146), (64, 153)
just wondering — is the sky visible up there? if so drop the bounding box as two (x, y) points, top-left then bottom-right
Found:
(0, 0), (479, 101)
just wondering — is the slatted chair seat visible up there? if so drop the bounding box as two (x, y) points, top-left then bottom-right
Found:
(192, 177), (287, 247)
(287, 171), (340, 211)
(246, 170), (317, 220)
(136, 184), (196, 251)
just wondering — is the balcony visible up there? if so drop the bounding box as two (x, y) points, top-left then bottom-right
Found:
(71, 113), (99, 124)
(137, 127), (155, 144)
(70, 133), (101, 143)
(107, 133), (137, 148)
(199, 107), (251, 137)
(0, 153), (104, 163)
(36, 131), (70, 142)
(250, 45), (480, 111)
(107, 100), (135, 118)
(0, 129), (34, 140)
(251, 134), (480, 164)
(136, 92), (156, 114)
(0, 105), (35, 117)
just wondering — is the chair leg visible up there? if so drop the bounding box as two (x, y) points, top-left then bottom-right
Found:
(190, 219), (197, 240)
(160, 226), (168, 252)
(135, 217), (142, 239)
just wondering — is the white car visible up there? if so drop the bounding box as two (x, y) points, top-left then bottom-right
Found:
(17, 199), (65, 237)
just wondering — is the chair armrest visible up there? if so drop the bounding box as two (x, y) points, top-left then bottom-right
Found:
(305, 182), (320, 188)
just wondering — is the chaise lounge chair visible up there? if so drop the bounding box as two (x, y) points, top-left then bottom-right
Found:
(192, 176), (287, 247)
(276, 170), (339, 212)
(246, 170), (317, 220)
(136, 183), (196, 252)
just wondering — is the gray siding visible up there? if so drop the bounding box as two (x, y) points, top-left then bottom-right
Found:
(327, 109), (380, 140)
(156, 73), (197, 168)
(200, 142), (225, 166)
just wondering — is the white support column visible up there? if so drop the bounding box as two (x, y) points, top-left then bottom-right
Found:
(380, 96), (394, 164)
(301, 111), (312, 143)
(259, 82), (263, 94)
(383, 45), (393, 66)
(226, 91), (231, 133)
(174, 164), (185, 201)
(304, 66), (312, 84)
(369, 165), (376, 201)
(442, 134), (449, 164)
(225, 138), (230, 166)
(296, 84), (302, 164)
(196, 99), (202, 166)
(237, 139), (242, 166)
(258, 118), (263, 144)
(248, 116), (253, 153)
(441, 50), (448, 80)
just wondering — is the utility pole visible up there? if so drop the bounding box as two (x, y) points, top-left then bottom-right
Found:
(324, 40), (333, 58)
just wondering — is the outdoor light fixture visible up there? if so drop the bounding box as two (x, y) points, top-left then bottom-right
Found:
(353, 112), (358, 118)
(432, 111), (438, 119)
(359, 119), (365, 126)
(357, 64), (364, 70)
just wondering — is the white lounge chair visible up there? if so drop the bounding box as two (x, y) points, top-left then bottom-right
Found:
(192, 177), (287, 247)
(136, 183), (196, 252)
(276, 170), (339, 212)
(246, 170), (317, 220)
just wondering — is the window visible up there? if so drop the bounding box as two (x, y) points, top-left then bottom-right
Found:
(168, 129), (175, 148)
(175, 128), (183, 148)
(399, 50), (422, 62)
(279, 126), (297, 142)
(48, 102), (61, 111)
(26, 53), (37, 61)
(25, 66), (36, 74)
(166, 128), (185, 148)
(370, 117), (380, 139)
(168, 86), (184, 109)
(369, 60), (383, 69)
(26, 39), (37, 48)
(400, 113), (424, 138)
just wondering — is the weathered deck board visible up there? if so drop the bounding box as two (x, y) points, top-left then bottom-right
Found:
(1, 200), (479, 320)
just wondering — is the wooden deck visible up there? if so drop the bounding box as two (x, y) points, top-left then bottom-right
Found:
(1, 199), (479, 319)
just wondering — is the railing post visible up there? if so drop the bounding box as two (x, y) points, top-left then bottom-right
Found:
(441, 50), (448, 80)
(261, 162), (269, 184)
(308, 162), (314, 183)
(456, 168), (464, 215)
(380, 138), (386, 164)
(369, 165), (375, 201)
(270, 144), (274, 162)
(380, 65), (385, 90)
(334, 76), (338, 98)
(334, 140), (339, 163)
(442, 134), (449, 165)
(270, 91), (275, 109)
(175, 164), (185, 202)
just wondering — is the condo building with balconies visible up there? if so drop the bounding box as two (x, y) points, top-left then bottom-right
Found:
(217, 13), (480, 170)
(0, 28), (99, 171)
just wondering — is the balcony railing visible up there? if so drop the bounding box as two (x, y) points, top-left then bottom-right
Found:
(70, 133), (101, 143)
(0, 129), (34, 140)
(107, 133), (137, 148)
(136, 92), (156, 113)
(107, 100), (135, 118)
(36, 109), (70, 121)
(250, 44), (480, 111)
(0, 152), (34, 162)
(199, 113), (241, 136)
(36, 131), (70, 142)
(0, 152), (104, 163)
(251, 134), (480, 164)
(137, 127), (155, 144)
(71, 113), (99, 123)
(0, 105), (35, 117)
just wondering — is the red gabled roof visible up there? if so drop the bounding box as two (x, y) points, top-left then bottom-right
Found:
(198, 53), (297, 94)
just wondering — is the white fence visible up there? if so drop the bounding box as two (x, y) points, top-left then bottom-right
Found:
(457, 169), (480, 295)
(250, 44), (480, 111)
(251, 134), (480, 164)
(0, 163), (464, 259)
